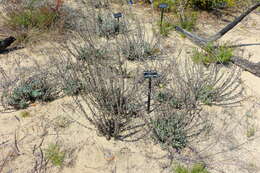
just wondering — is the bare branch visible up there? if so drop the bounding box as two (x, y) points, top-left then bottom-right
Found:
(231, 56), (260, 77)
(209, 2), (260, 42)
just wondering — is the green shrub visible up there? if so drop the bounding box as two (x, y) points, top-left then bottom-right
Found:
(7, 75), (57, 109)
(159, 20), (174, 36)
(174, 163), (210, 173)
(2, 0), (66, 44)
(192, 44), (233, 65)
(121, 37), (160, 61)
(20, 111), (31, 118)
(190, 0), (235, 10)
(6, 7), (59, 30)
(152, 112), (189, 151)
(45, 143), (65, 167)
(177, 11), (197, 32)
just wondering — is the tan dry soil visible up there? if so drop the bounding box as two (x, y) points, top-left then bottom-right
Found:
(1, 1), (260, 173)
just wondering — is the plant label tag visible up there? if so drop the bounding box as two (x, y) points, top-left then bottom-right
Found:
(144, 71), (159, 78)
(113, 13), (122, 18)
(159, 3), (168, 8)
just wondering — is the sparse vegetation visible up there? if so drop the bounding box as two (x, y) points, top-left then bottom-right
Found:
(190, 0), (236, 10)
(174, 163), (210, 173)
(19, 111), (31, 118)
(158, 20), (174, 36)
(45, 143), (65, 167)
(246, 126), (256, 138)
(192, 44), (233, 65)
(95, 11), (128, 38)
(1, 0), (67, 44)
(176, 11), (197, 32)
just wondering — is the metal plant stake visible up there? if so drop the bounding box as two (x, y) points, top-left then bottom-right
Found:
(143, 70), (159, 113)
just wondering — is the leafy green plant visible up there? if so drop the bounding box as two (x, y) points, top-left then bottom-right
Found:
(159, 20), (174, 36)
(152, 112), (189, 151)
(45, 143), (65, 167)
(246, 126), (256, 138)
(7, 75), (57, 109)
(6, 7), (59, 30)
(177, 11), (197, 32)
(192, 44), (233, 65)
(174, 163), (210, 173)
(20, 111), (31, 118)
(190, 0), (236, 10)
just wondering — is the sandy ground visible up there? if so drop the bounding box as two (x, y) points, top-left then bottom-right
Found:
(1, 1), (260, 173)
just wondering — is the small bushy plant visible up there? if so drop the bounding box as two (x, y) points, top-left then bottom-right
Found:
(20, 111), (31, 118)
(192, 44), (233, 65)
(177, 11), (197, 32)
(2, 0), (66, 43)
(45, 143), (65, 167)
(159, 20), (174, 37)
(122, 40), (159, 61)
(174, 163), (210, 173)
(96, 12), (127, 38)
(62, 79), (84, 96)
(190, 0), (236, 10)
(6, 7), (59, 30)
(7, 75), (57, 109)
(152, 112), (189, 151)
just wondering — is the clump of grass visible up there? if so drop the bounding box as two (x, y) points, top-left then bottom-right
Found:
(190, 0), (236, 10)
(45, 143), (65, 167)
(20, 111), (31, 118)
(246, 126), (256, 138)
(2, 0), (66, 44)
(120, 31), (160, 61)
(158, 20), (174, 37)
(122, 40), (159, 61)
(6, 7), (59, 30)
(192, 43), (233, 65)
(176, 11), (198, 32)
(174, 163), (210, 173)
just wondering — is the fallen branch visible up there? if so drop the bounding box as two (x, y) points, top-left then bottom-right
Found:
(175, 2), (260, 43)
(208, 2), (260, 42)
(231, 56), (260, 77)
(174, 2), (260, 77)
